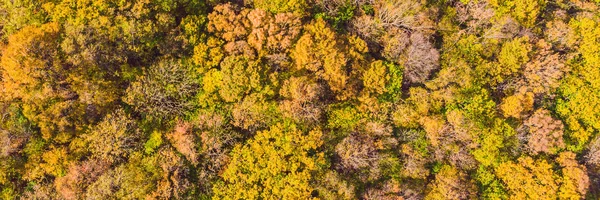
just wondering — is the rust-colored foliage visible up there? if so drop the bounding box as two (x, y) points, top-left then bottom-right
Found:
(521, 109), (565, 155)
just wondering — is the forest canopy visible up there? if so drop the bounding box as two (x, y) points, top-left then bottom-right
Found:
(1, 0), (600, 199)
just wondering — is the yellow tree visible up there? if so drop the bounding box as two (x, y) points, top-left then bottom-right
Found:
(253, 0), (307, 15)
(489, 0), (546, 28)
(1, 22), (61, 104)
(83, 110), (140, 164)
(425, 165), (477, 200)
(291, 18), (350, 100)
(217, 55), (265, 103)
(490, 36), (531, 85)
(500, 90), (533, 119)
(497, 153), (591, 199)
(556, 15), (600, 151)
(556, 152), (590, 199)
(0, 22), (88, 140)
(212, 122), (326, 199)
(496, 157), (559, 199)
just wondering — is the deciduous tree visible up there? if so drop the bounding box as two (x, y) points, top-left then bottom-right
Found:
(425, 165), (477, 200)
(83, 110), (140, 163)
(521, 109), (565, 155)
(125, 60), (198, 118)
(212, 122), (326, 199)
(496, 157), (559, 200)
(292, 18), (349, 99)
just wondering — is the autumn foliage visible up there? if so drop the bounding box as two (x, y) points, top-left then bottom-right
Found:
(1, 0), (600, 199)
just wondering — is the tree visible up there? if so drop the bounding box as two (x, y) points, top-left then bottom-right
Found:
(314, 171), (355, 200)
(425, 165), (477, 200)
(392, 103), (421, 129)
(490, 36), (531, 85)
(500, 90), (534, 119)
(496, 157), (559, 200)
(46, 0), (201, 113)
(193, 36), (225, 73)
(279, 76), (325, 124)
(212, 122), (326, 199)
(166, 122), (199, 165)
(489, 0), (546, 28)
(83, 150), (193, 199)
(405, 33), (440, 84)
(291, 18), (350, 99)
(362, 180), (403, 200)
(419, 115), (447, 147)
(0, 103), (32, 158)
(83, 110), (140, 163)
(204, 3), (302, 60)
(441, 110), (478, 170)
(253, 0), (307, 15)
(0, 0), (50, 38)
(400, 142), (430, 179)
(0, 22), (82, 139)
(231, 93), (279, 131)
(21, 182), (60, 200)
(54, 159), (111, 200)
(327, 104), (363, 131)
(85, 155), (159, 199)
(363, 60), (389, 95)
(217, 55), (265, 103)
(148, 147), (195, 199)
(247, 10), (302, 54)
(207, 3), (251, 43)
(521, 109), (565, 155)
(556, 151), (590, 199)
(335, 132), (380, 173)
(586, 136), (600, 167)
(517, 40), (567, 95)
(196, 122), (240, 194)
(49, 0), (199, 64)
(556, 15), (600, 151)
(125, 59), (198, 118)
(475, 166), (508, 200)
(454, 0), (495, 33)
(349, 0), (436, 84)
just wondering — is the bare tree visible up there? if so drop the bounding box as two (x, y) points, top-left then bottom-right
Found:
(404, 33), (440, 84)
(586, 136), (600, 167)
(335, 132), (380, 172)
(124, 59), (198, 118)
(375, 0), (420, 30)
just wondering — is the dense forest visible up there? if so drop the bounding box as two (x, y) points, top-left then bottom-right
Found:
(1, 0), (600, 199)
